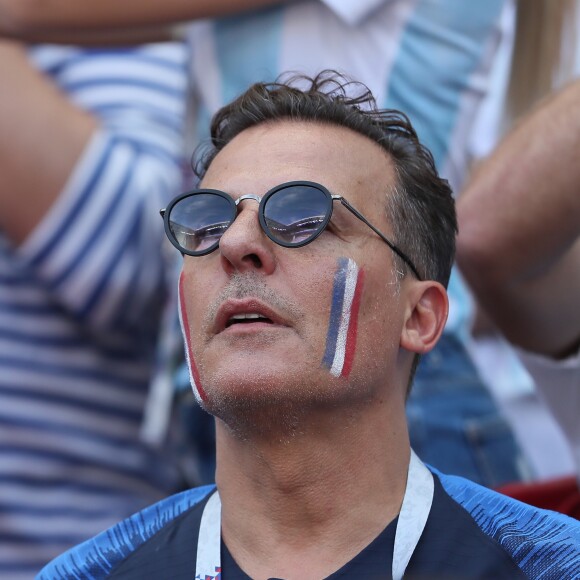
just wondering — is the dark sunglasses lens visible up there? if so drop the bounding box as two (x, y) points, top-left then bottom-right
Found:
(263, 185), (329, 245)
(168, 193), (233, 254)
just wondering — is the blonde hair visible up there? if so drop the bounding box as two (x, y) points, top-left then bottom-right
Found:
(507, 0), (577, 122)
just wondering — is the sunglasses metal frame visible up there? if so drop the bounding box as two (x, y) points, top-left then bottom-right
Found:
(160, 180), (422, 280)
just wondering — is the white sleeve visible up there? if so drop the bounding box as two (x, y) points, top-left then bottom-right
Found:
(467, 0), (516, 161)
(518, 347), (580, 480)
(319, 0), (391, 25)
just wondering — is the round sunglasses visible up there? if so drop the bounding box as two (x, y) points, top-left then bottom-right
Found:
(160, 180), (421, 280)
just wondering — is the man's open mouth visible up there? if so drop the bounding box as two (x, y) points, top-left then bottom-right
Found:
(225, 313), (274, 328)
(215, 298), (287, 334)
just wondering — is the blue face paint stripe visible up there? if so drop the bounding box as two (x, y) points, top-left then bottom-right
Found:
(322, 258), (349, 369)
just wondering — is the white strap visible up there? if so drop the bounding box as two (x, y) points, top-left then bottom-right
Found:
(195, 450), (434, 579)
(195, 491), (221, 579)
(392, 450), (434, 580)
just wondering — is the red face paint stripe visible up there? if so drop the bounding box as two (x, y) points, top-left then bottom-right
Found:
(178, 272), (207, 402)
(341, 268), (365, 378)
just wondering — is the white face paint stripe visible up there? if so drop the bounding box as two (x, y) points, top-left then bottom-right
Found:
(330, 259), (359, 377)
(177, 273), (205, 404)
(177, 297), (201, 403)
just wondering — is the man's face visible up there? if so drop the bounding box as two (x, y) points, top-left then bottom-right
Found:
(180, 121), (411, 427)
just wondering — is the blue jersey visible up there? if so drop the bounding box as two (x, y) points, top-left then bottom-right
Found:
(37, 467), (580, 579)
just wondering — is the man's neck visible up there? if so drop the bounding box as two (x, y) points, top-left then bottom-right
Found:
(215, 401), (410, 580)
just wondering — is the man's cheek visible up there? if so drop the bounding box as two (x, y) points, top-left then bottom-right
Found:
(178, 271), (207, 403)
(321, 257), (365, 378)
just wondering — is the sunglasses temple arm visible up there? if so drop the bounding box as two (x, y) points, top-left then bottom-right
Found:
(339, 199), (422, 280)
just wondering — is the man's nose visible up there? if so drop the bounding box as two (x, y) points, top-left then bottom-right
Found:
(218, 200), (276, 275)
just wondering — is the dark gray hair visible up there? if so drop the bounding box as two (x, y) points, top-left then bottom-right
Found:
(193, 70), (457, 287)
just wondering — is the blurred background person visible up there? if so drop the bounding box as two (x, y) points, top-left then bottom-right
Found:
(457, 76), (580, 517)
(0, 38), (188, 577)
(461, 0), (580, 488)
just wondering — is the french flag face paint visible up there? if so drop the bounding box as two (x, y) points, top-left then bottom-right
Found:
(178, 272), (208, 404)
(322, 258), (365, 378)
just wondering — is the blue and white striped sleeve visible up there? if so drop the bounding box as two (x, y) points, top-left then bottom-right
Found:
(18, 43), (189, 336)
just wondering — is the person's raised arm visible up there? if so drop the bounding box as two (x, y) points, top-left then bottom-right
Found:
(0, 0), (288, 40)
(457, 79), (580, 359)
(0, 39), (96, 243)
(0, 39), (189, 337)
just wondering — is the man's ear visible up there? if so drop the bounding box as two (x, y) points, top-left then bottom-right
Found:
(400, 281), (448, 354)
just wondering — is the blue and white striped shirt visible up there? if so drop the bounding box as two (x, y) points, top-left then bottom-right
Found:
(0, 43), (188, 578)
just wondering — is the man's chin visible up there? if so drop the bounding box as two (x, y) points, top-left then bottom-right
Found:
(201, 390), (307, 441)
(198, 376), (369, 440)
